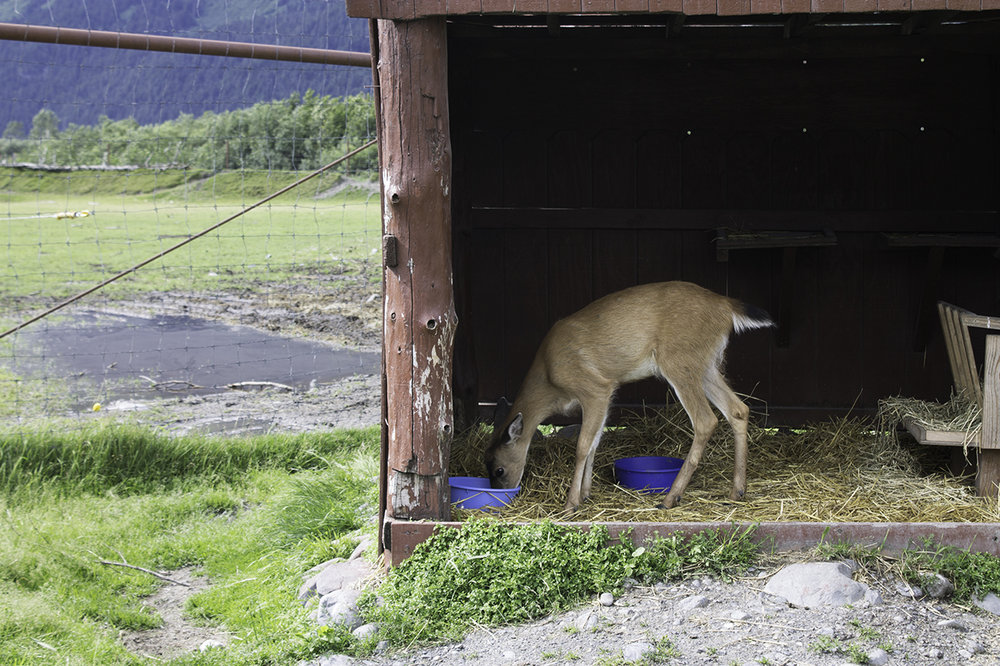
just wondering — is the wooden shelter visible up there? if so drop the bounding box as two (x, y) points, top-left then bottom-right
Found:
(346, 0), (1000, 563)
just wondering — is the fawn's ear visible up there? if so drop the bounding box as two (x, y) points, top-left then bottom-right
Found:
(505, 412), (524, 442)
(492, 397), (512, 428)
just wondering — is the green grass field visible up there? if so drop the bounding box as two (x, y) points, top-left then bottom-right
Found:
(1, 166), (382, 306)
(0, 424), (381, 666)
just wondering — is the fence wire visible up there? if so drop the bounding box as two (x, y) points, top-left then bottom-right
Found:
(0, 5), (382, 435)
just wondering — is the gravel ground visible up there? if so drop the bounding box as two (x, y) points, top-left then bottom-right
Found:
(353, 563), (1000, 666)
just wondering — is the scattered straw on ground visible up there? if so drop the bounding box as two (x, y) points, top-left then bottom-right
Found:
(449, 404), (998, 524)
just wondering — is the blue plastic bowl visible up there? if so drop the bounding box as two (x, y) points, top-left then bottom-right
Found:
(614, 456), (684, 494)
(449, 476), (520, 510)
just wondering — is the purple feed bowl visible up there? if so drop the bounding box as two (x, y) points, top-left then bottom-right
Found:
(614, 456), (684, 494)
(449, 476), (520, 510)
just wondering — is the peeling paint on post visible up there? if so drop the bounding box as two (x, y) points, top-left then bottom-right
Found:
(377, 17), (455, 528)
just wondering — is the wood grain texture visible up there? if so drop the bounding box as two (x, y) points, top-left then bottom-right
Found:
(378, 18), (456, 521)
(983, 336), (1000, 450)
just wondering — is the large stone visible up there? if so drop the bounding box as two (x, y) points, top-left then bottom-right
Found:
(763, 561), (869, 608)
(351, 622), (379, 640)
(299, 557), (372, 602)
(973, 592), (1000, 615)
(314, 588), (364, 629)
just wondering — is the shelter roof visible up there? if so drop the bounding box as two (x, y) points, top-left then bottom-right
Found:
(346, 0), (1000, 19)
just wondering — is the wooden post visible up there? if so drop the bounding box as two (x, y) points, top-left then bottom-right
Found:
(976, 335), (1000, 496)
(377, 17), (456, 532)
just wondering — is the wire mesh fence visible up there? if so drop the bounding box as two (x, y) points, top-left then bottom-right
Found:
(0, 4), (382, 434)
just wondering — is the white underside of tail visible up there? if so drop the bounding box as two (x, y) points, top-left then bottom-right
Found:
(732, 312), (775, 335)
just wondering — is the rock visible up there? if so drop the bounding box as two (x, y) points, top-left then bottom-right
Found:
(576, 610), (598, 631)
(973, 592), (1000, 615)
(676, 594), (709, 613)
(896, 582), (923, 599)
(198, 639), (225, 651)
(348, 537), (372, 561)
(925, 574), (954, 599)
(352, 622), (379, 639)
(309, 656), (355, 666)
(763, 562), (869, 608)
(622, 641), (653, 662)
(303, 558), (372, 601)
(730, 610), (753, 622)
(936, 618), (968, 632)
(864, 588), (883, 606)
(314, 588), (364, 630)
(599, 592), (615, 606)
(924, 647), (944, 659)
(867, 648), (890, 666)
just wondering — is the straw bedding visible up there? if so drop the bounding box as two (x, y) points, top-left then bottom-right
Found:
(449, 402), (998, 523)
(879, 391), (983, 453)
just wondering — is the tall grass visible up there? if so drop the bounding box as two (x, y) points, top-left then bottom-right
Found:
(0, 423), (374, 498)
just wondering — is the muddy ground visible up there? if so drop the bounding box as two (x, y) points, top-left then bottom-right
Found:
(3, 270), (384, 434)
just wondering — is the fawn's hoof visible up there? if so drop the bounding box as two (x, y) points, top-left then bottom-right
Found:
(657, 494), (680, 510)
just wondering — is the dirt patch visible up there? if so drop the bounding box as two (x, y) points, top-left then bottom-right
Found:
(96, 373), (381, 435)
(2, 269), (384, 433)
(120, 567), (229, 660)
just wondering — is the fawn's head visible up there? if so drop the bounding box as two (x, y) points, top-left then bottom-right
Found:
(485, 411), (529, 489)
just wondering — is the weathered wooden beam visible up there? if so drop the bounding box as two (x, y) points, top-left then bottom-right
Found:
(978, 338), (999, 492)
(370, 17), (390, 559)
(377, 17), (457, 527)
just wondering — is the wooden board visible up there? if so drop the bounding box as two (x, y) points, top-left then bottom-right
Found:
(903, 418), (981, 448)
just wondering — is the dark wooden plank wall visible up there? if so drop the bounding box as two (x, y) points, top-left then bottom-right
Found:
(451, 27), (1000, 422)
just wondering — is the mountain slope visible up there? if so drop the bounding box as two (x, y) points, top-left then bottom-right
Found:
(0, 0), (371, 130)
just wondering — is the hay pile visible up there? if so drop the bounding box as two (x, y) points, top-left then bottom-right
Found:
(878, 391), (982, 452)
(450, 405), (998, 523)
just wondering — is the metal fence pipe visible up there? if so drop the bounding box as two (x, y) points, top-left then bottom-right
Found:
(0, 21), (372, 68)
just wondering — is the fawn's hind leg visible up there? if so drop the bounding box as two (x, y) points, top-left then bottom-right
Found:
(704, 366), (750, 501)
(660, 384), (718, 509)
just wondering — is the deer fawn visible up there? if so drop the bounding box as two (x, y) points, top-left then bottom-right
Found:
(485, 281), (773, 512)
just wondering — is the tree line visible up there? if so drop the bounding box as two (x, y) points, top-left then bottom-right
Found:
(0, 91), (376, 172)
